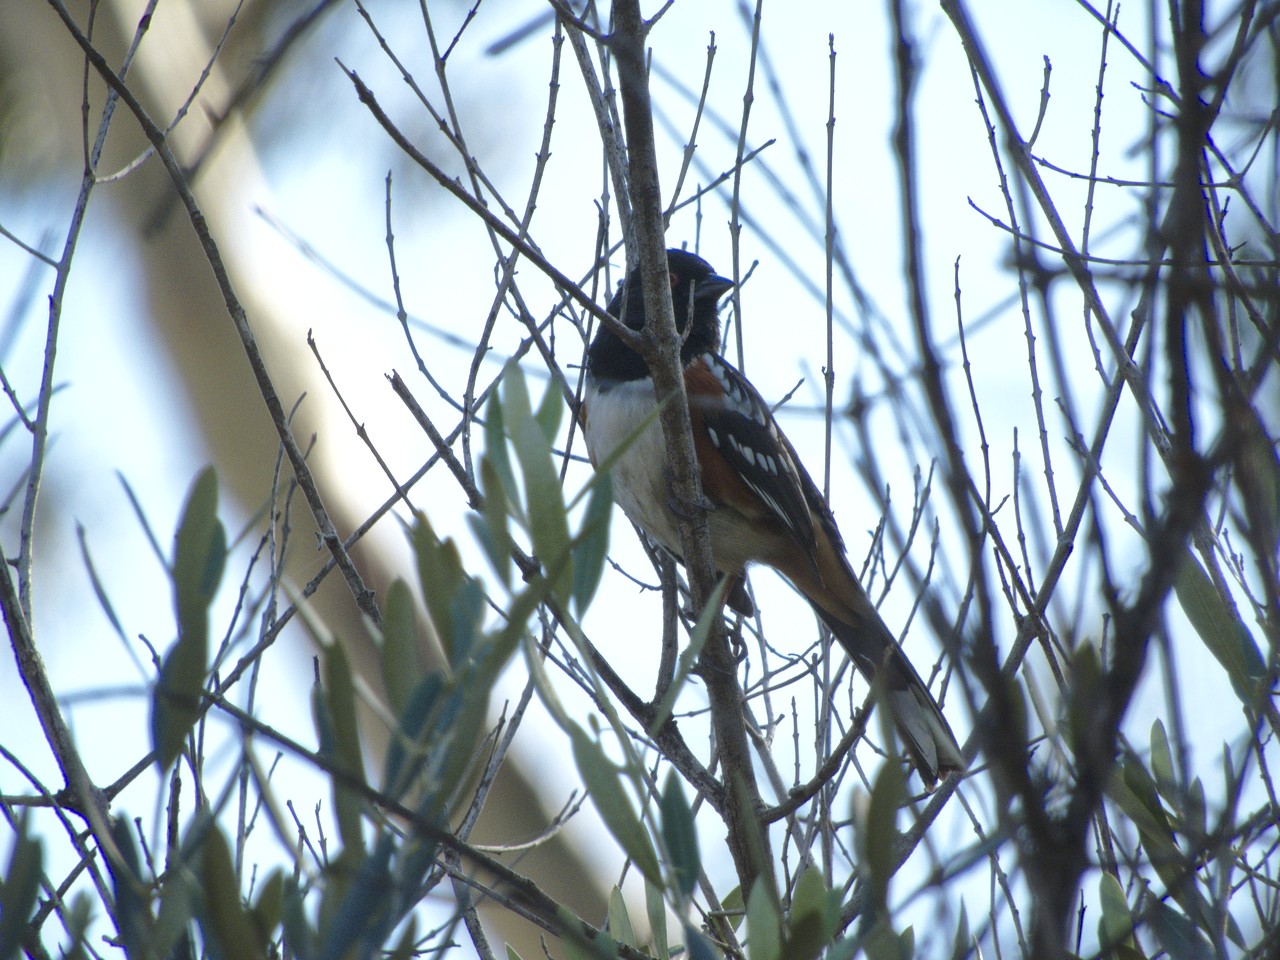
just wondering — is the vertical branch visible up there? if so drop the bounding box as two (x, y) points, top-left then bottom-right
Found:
(727, 0), (764, 371)
(610, 0), (776, 900)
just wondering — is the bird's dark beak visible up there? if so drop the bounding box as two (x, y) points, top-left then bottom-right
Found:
(695, 274), (734, 304)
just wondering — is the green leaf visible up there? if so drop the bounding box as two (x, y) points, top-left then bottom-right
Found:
(475, 456), (514, 587)
(571, 471), (612, 615)
(863, 759), (906, 910)
(721, 884), (745, 931)
(745, 880), (782, 960)
(827, 935), (860, 960)
(659, 771), (700, 899)
(410, 515), (470, 670)
(153, 467), (225, 769)
(1173, 550), (1265, 707)
(1186, 776), (1206, 841)
(0, 815), (42, 960)
(419, 675), (490, 823)
(388, 917), (418, 960)
(949, 903), (970, 960)
(1065, 645), (1101, 766)
(558, 915), (620, 960)
(1098, 872), (1134, 950)
(863, 921), (911, 960)
(1149, 896), (1212, 960)
(645, 880), (669, 960)
(250, 869), (285, 949)
(608, 886), (637, 949)
(535, 374), (563, 443)
(200, 827), (263, 960)
(502, 364), (572, 605)
(685, 926), (719, 960)
(318, 836), (394, 960)
(1108, 756), (1173, 845)
(172, 467), (226, 628)
(315, 643), (366, 857)
(281, 881), (315, 960)
(383, 672), (444, 798)
(153, 864), (198, 960)
(570, 724), (662, 885)
(787, 867), (840, 960)
(60, 893), (94, 960)
(483, 389), (523, 525)
(1149, 719), (1177, 805)
(380, 580), (419, 720)
(1235, 412), (1280, 553)
(107, 815), (153, 960)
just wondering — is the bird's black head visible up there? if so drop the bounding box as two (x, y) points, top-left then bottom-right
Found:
(587, 249), (733, 382)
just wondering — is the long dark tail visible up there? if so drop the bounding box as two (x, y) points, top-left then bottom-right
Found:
(814, 606), (964, 785)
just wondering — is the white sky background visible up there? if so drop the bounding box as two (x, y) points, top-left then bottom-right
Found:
(1, 0), (1272, 956)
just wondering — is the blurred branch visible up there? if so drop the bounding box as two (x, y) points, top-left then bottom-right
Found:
(612, 0), (776, 901)
(46, 0), (382, 627)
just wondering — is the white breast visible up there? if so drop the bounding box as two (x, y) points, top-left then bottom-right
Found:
(583, 376), (685, 555)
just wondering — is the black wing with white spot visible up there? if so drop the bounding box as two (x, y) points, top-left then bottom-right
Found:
(694, 354), (817, 557)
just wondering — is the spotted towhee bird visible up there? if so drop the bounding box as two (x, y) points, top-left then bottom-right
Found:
(581, 248), (963, 783)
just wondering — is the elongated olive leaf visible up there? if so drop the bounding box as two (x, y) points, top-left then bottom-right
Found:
(862, 759), (906, 917)
(483, 388), (523, 525)
(949, 904), (970, 960)
(1173, 550), (1265, 707)
(1115, 758), (1234, 948)
(1235, 409), (1280, 553)
(173, 467), (226, 625)
(380, 580), (418, 720)
(501, 365), (572, 606)
(1149, 896), (1212, 960)
(388, 917), (418, 960)
(0, 816), (42, 960)
(1098, 872), (1135, 951)
(645, 881), (669, 960)
(572, 471), (612, 616)
(559, 930), (620, 960)
(419, 675), (490, 823)
(383, 672), (444, 799)
(685, 927), (719, 960)
(153, 865), (198, 960)
(313, 643), (366, 858)
(1149, 719), (1178, 807)
(535, 372), (563, 443)
(721, 886), (745, 932)
(318, 836), (394, 960)
(475, 455), (514, 587)
(569, 724), (662, 885)
(660, 772), (699, 899)
(281, 881), (315, 960)
(153, 467), (226, 770)
(608, 886), (638, 949)
(108, 814), (154, 960)
(200, 827), (262, 960)
(410, 515), (467, 670)
(788, 867), (841, 960)
(863, 922), (913, 960)
(447, 576), (486, 666)
(745, 880), (782, 960)
(488, 576), (558, 694)
(249, 869), (285, 950)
